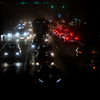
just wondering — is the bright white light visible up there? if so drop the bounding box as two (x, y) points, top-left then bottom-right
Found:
(32, 45), (35, 48)
(8, 34), (11, 36)
(24, 32), (27, 35)
(51, 53), (54, 56)
(45, 39), (48, 42)
(18, 27), (21, 29)
(46, 34), (49, 36)
(16, 32), (19, 36)
(3, 63), (8, 67)
(56, 78), (61, 83)
(4, 52), (8, 56)
(34, 34), (36, 36)
(15, 62), (21, 67)
(29, 29), (32, 31)
(16, 52), (19, 55)
(36, 62), (39, 65)
(51, 62), (54, 65)
(39, 79), (43, 83)
(8, 33), (12, 37)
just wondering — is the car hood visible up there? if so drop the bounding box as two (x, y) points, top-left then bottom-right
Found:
(36, 58), (54, 64)
(5, 49), (19, 53)
(39, 74), (61, 83)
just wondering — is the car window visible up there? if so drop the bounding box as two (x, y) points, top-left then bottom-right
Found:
(7, 45), (18, 49)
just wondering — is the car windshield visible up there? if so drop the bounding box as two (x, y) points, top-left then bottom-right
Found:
(39, 45), (52, 51)
(34, 39), (43, 43)
(37, 52), (52, 59)
(6, 45), (18, 49)
(82, 46), (92, 51)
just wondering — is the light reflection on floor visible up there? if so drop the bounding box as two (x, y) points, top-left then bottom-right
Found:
(1, 62), (23, 73)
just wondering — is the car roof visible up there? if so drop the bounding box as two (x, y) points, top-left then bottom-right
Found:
(79, 45), (92, 49)
(37, 51), (51, 55)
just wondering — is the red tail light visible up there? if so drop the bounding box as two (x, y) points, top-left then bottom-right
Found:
(65, 36), (69, 40)
(70, 33), (73, 36)
(79, 51), (82, 53)
(93, 66), (96, 70)
(92, 56), (95, 58)
(75, 37), (79, 40)
(57, 32), (60, 34)
(92, 51), (95, 53)
(65, 29), (68, 32)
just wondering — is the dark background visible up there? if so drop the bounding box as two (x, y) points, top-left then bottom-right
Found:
(0, 0), (99, 36)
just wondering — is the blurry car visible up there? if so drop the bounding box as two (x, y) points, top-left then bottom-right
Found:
(34, 32), (49, 41)
(54, 28), (63, 38)
(89, 59), (100, 76)
(36, 65), (62, 84)
(6, 30), (12, 38)
(31, 37), (48, 51)
(3, 43), (21, 59)
(64, 32), (79, 43)
(59, 29), (71, 40)
(36, 43), (54, 56)
(75, 45), (95, 59)
(14, 29), (29, 39)
(3, 30), (12, 39)
(34, 52), (55, 70)
(35, 32), (46, 38)
(52, 28), (62, 37)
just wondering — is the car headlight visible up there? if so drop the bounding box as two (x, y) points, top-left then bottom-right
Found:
(34, 34), (36, 36)
(36, 62), (39, 66)
(45, 39), (48, 42)
(39, 79), (43, 83)
(56, 78), (61, 83)
(75, 49), (78, 52)
(51, 62), (54, 65)
(29, 29), (32, 31)
(32, 45), (35, 48)
(16, 32), (19, 36)
(8, 33), (12, 37)
(4, 52), (8, 56)
(24, 32), (27, 35)
(51, 53), (54, 56)
(16, 52), (19, 55)
(46, 34), (49, 36)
